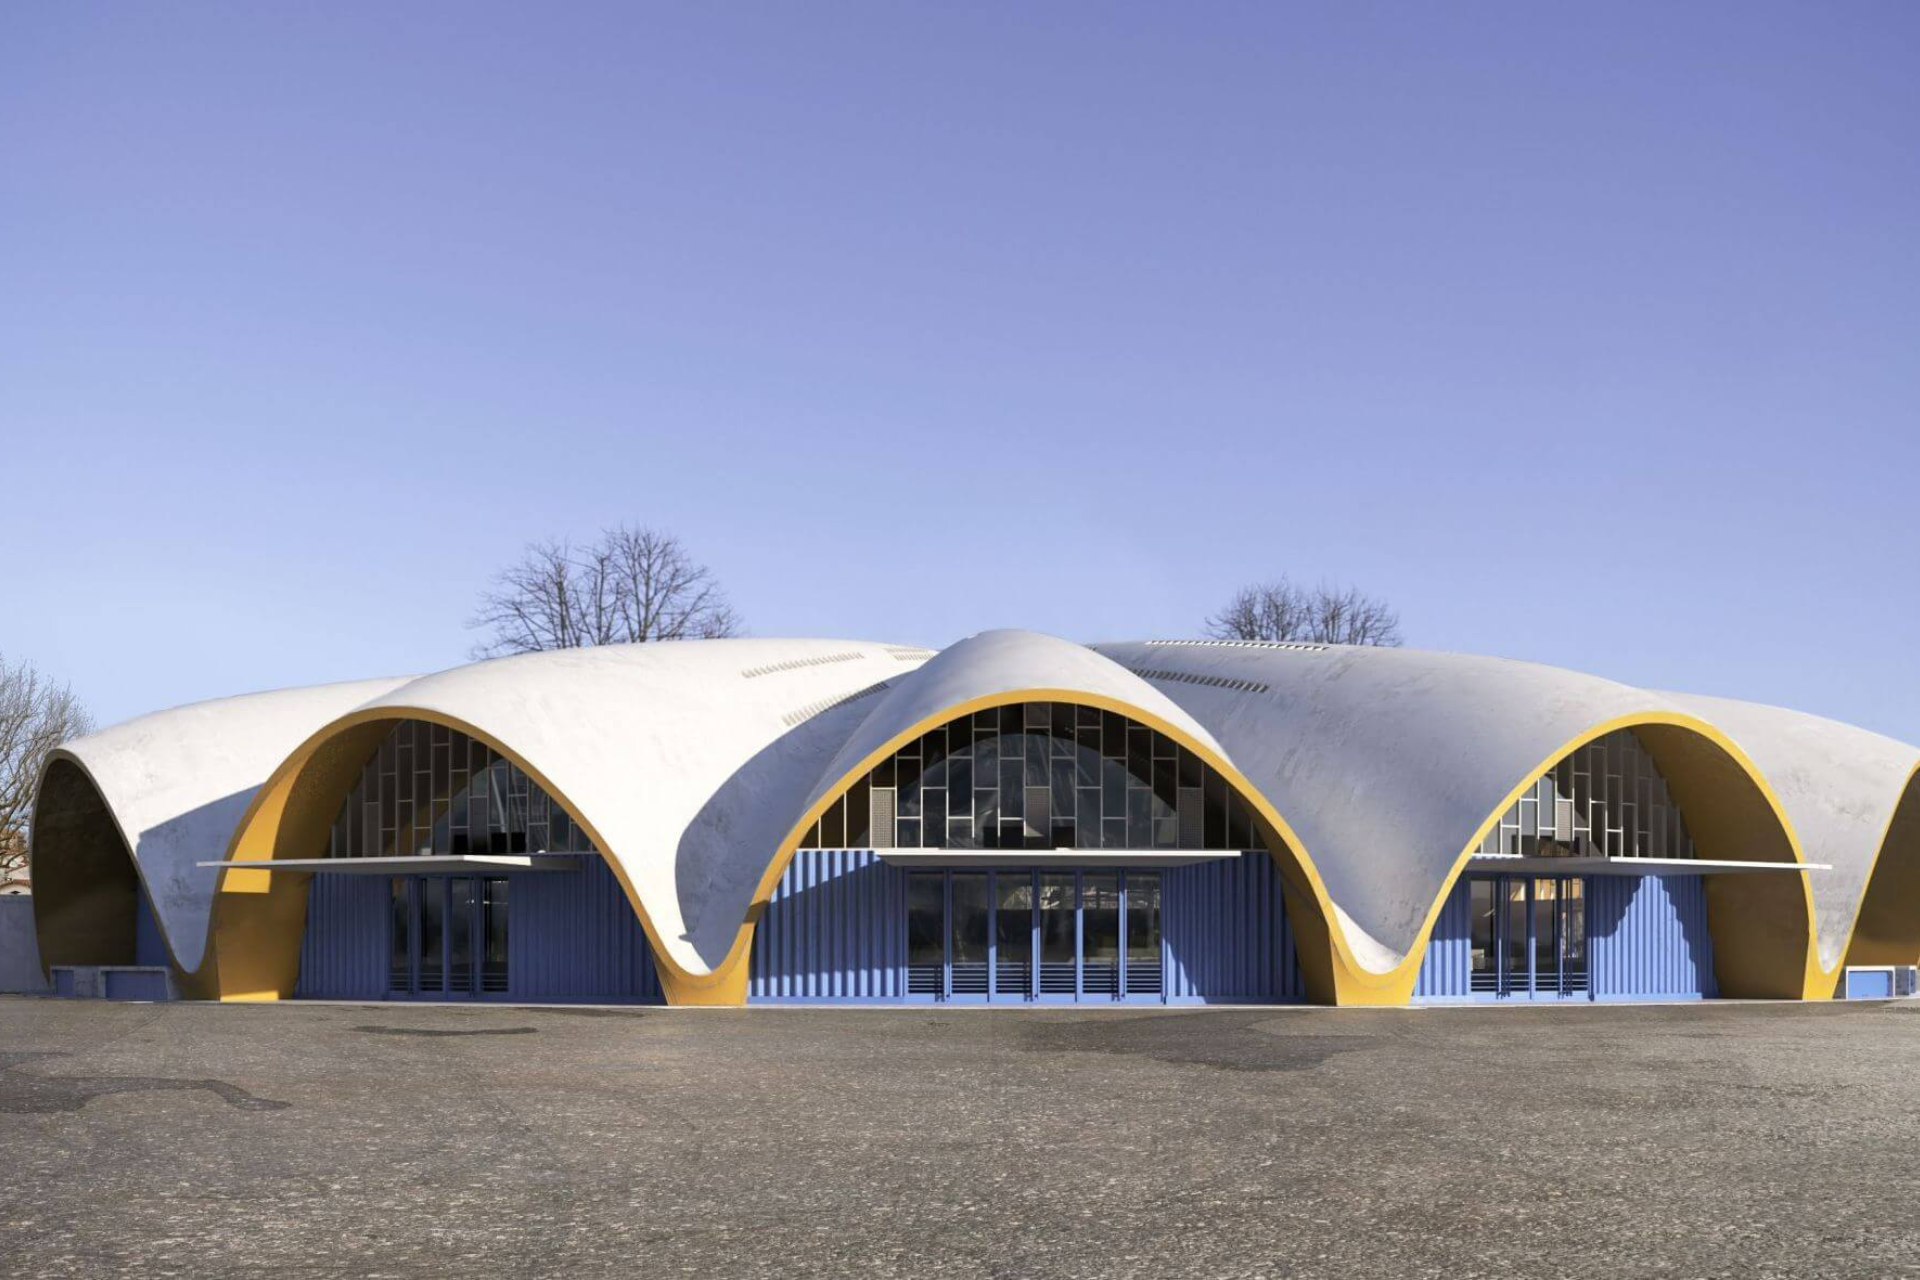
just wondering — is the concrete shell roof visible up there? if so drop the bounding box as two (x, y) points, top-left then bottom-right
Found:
(35, 677), (414, 973)
(38, 631), (1919, 992)
(293, 639), (932, 976)
(1662, 691), (1920, 970)
(1088, 641), (1783, 971)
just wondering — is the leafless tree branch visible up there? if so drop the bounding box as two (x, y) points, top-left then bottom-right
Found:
(467, 526), (742, 658)
(0, 654), (94, 883)
(1204, 577), (1403, 647)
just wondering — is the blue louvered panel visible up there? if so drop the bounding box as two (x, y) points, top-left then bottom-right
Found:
(295, 873), (389, 999)
(1414, 877), (1475, 999)
(749, 849), (908, 1002)
(1589, 874), (1715, 1000)
(1161, 852), (1302, 1003)
(510, 856), (662, 1002)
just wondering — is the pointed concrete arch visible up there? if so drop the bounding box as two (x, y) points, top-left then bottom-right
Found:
(205, 641), (936, 1004)
(26, 678), (413, 996)
(1390, 714), (1817, 1002)
(1087, 642), (1822, 1002)
(708, 631), (1362, 1004)
(1840, 766), (1920, 973)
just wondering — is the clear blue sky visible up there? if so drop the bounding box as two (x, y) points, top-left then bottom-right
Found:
(4, 4), (1916, 741)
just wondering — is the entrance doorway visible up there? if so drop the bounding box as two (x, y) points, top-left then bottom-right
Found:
(907, 868), (1163, 1002)
(1469, 875), (1587, 998)
(389, 876), (509, 997)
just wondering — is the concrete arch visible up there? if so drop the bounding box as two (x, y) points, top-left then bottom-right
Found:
(204, 640), (935, 1004)
(1390, 713), (1819, 1002)
(1840, 766), (1920, 973)
(205, 708), (696, 1001)
(28, 755), (178, 982)
(698, 631), (1364, 1005)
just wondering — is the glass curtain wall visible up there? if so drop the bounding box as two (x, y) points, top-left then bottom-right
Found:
(1476, 728), (1696, 862)
(801, 702), (1264, 852)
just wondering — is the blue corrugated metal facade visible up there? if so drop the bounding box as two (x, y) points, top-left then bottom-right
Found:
(1588, 874), (1715, 1000)
(296, 872), (389, 999)
(1163, 853), (1304, 1002)
(508, 855), (661, 1002)
(294, 855), (661, 1003)
(1414, 873), (1716, 1001)
(749, 850), (1302, 1004)
(749, 850), (908, 1001)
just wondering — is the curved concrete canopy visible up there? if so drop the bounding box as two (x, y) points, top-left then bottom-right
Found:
(1663, 691), (1920, 974)
(231, 640), (932, 986)
(1087, 641), (1813, 980)
(31, 677), (412, 973)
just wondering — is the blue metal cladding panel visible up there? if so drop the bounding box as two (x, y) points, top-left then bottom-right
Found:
(133, 883), (167, 968)
(1589, 874), (1715, 1000)
(295, 873), (390, 999)
(750, 850), (908, 1002)
(1413, 878), (1474, 999)
(510, 855), (663, 1003)
(1161, 853), (1302, 1003)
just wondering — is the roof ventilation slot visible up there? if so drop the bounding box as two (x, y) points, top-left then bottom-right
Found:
(782, 680), (891, 727)
(740, 651), (867, 679)
(1147, 639), (1328, 653)
(1130, 667), (1272, 695)
(884, 646), (938, 661)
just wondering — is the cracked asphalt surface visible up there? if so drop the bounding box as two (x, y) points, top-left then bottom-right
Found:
(2, 996), (1918, 1278)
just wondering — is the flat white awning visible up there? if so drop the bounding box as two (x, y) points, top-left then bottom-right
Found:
(873, 850), (1243, 869)
(1464, 856), (1829, 877)
(197, 855), (580, 876)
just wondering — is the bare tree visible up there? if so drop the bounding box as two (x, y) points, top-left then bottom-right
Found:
(1205, 577), (1403, 647)
(468, 526), (741, 658)
(0, 655), (94, 885)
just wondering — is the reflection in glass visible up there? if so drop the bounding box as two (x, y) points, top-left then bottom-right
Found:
(995, 873), (1032, 996)
(1504, 878), (1528, 990)
(1125, 873), (1161, 962)
(1532, 878), (1558, 987)
(1469, 878), (1496, 979)
(389, 877), (411, 992)
(482, 878), (509, 993)
(951, 874), (990, 966)
(1081, 874), (1120, 961)
(1039, 874), (1076, 963)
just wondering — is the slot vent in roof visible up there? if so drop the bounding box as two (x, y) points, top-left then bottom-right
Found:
(1129, 667), (1272, 695)
(1147, 639), (1328, 653)
(884, 646), (938, 661)
(782, 681), (891, 727)
(740, 651), (867, 679)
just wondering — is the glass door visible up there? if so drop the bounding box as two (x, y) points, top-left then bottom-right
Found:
(388, 877), (510, 998)
(1469, 875), (1588, 999)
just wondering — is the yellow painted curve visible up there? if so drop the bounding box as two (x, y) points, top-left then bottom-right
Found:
(698, 688), (1377, 1006)
(200, 708), (710, 1004)
(1386, 712), (1822, 1003)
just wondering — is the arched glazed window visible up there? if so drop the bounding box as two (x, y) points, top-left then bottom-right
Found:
(1477, 728), (1696, 861)
(802, 701), (1266, 852)
(325, 720), (598, 859)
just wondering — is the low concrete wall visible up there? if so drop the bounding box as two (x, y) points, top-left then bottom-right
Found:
(0, 895), (51, 993)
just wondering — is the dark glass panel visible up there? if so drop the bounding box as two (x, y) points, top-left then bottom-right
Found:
(1102, 711), (1127, 760)
(449, 878), (475, 994)
(1126, 787), (1150, 848)
(1126, 873), (1161, 961)
(482, 879), (509, 993)
(907, 874), (944, 967)
(924, 788), (948, 845)
(846, 778), (872, 846)
(819, 793), (845, 849)
(419, 879), (445, 992)
(1470, 878), (1496, 976)
(389, 877), (410, 991)
(1082, 873), (1120, 962)
(1039, 873), (1076, 964)
(951, 873), (989, 966)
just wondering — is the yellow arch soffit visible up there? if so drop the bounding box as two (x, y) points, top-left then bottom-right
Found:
(1389, 710), (1820, 1002)
(1830, 758), (1920, 978)
(29, 748), (207, 994)
(695, 687), (1366, 1003)
(206, 706), (688, 1003)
